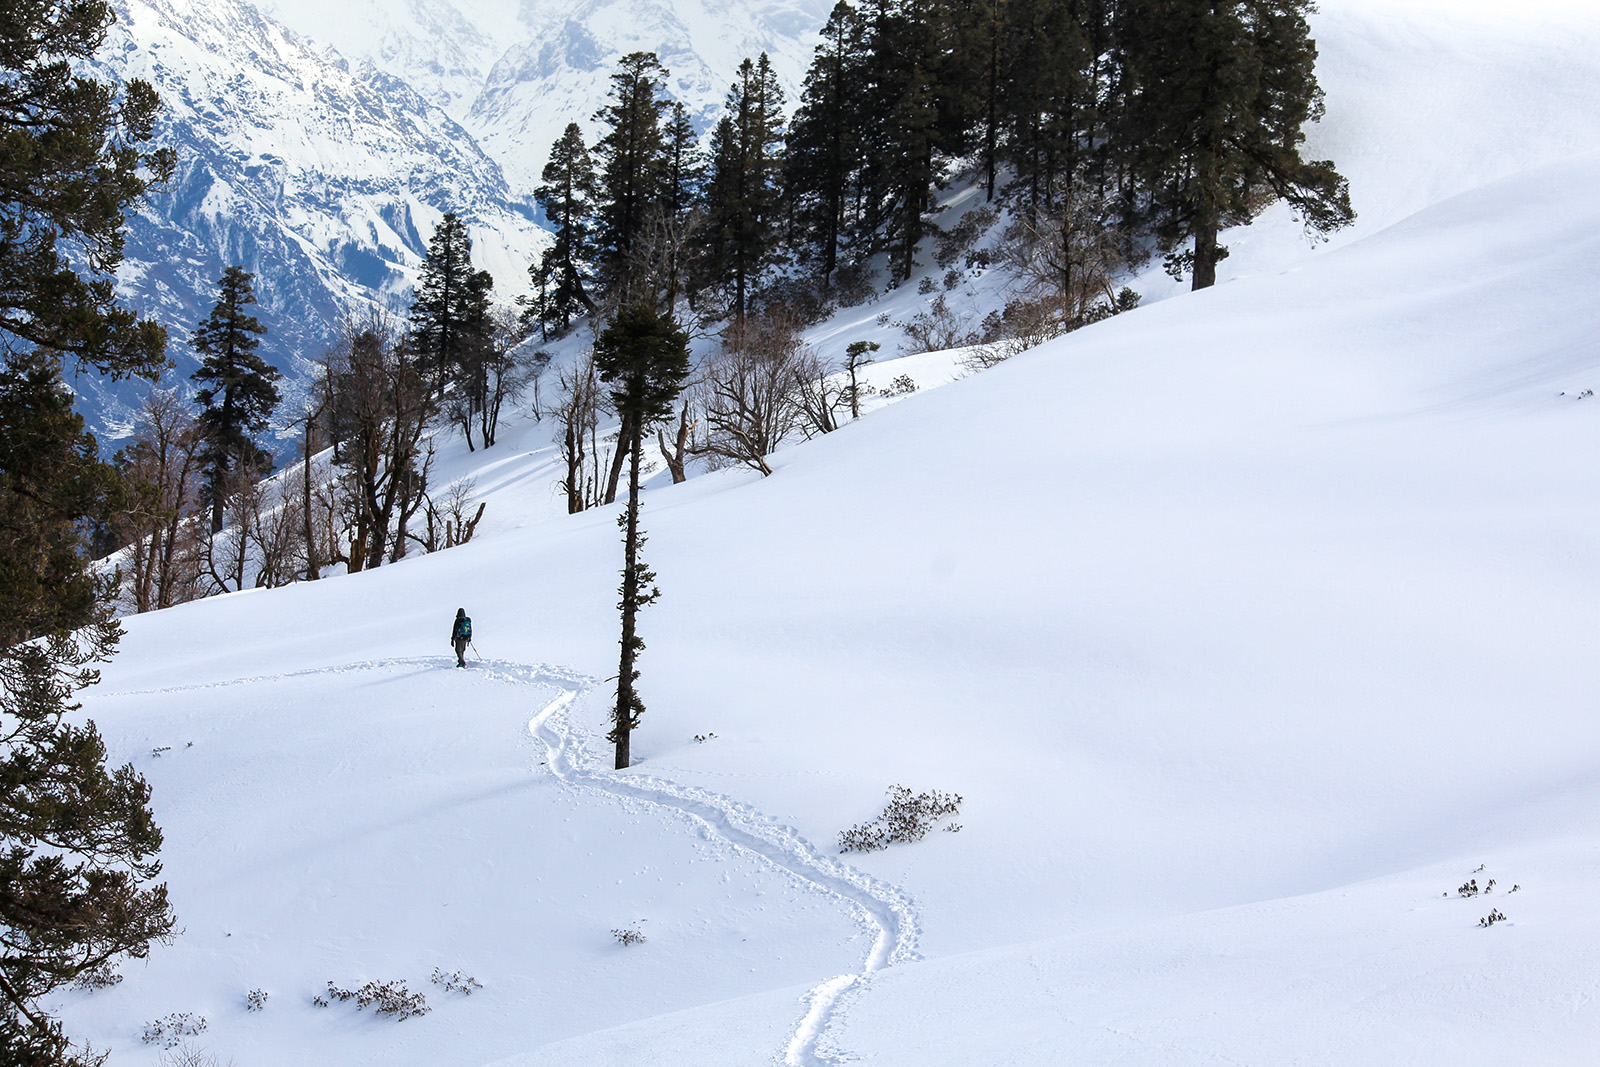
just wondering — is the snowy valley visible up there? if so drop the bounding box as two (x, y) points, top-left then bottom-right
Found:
(38, 0), (1600, 1064)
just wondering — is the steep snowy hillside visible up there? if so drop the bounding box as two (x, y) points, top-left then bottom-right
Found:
(46, 2), (1600, 1065)
(83, 0), (545, 447)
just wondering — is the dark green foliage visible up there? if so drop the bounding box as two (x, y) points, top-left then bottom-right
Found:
(532, 123), (600, 335)
(593, 53), (673, 304)
(0, 373), (174, 1067)
(592, 306), (691, 769)
(0, 8), (177, 1062)
(191, 266), (280, 532)
(785, 2), (870, 286)
(1117, 0), (1353, 289)
(697, 55), (787, 325)
(409, 215), (494, 449)
(0, 0), (173, 379)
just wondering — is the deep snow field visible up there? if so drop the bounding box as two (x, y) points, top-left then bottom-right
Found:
(52, 1), (1600, 1063)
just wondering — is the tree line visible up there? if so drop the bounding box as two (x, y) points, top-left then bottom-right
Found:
(529, 0), (1352, 344)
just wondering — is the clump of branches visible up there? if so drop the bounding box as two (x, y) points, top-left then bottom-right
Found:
(839, 785), (963, 853)
(322, 980), (429, 1021)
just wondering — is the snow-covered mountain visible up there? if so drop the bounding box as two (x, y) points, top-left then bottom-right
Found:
(85, 0), (548, 448)
(260, 0), (832, 189)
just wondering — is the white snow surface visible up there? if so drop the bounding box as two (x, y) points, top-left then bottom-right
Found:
(53, 2), (1600, 1064)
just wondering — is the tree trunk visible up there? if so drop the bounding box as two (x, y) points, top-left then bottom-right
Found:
(603, 412), (631, 505)
(1192, 216), (1220, 291)
(614, 420), (644, 770)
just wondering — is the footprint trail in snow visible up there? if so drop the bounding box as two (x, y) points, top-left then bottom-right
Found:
(107, 655), (919, 1064)
(489, 659), (920, 1067)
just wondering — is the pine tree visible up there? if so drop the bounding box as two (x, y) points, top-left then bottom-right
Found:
(1116, 0), (1353, 289)
(786, 1), (870, 286)
(593, 52), (673, 304)
(592, 305), (691, 770)
(658, 102), (705, 308)
(698, 54), (787, 324)
(532, 123), (600, 334)
(0, 0), (172, 379)
(191, 266), (280, 533)
(1, 12), (178, 1058)
(409, 214), (493, 448)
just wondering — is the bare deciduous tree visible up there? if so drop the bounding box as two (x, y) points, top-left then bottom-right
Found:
(692, 312), (808, 476)
(114, 391), (206, 612)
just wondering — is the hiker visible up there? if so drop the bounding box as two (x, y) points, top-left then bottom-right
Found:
(450, 607), (472, 667)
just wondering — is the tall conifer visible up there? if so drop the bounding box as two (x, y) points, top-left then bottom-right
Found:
(698, 55), (787, 323)
(191, 266), (280, 533)
(593, 53), (673, 304)
(1117, 0), (1353, 289)
(533, 122), (600, 333)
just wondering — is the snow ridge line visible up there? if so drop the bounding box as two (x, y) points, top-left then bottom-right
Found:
(494, 661), (920, 1067)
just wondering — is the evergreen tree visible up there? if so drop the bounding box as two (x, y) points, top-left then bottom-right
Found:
(786, 1), (870, 285)
(1, 10), (178, 1055)
(191, 266), (280, 533)
(0, 361), (175, 1067)
(593, 52), (673, 304)
(1117, 0), (1353, 289)
(658, 102), (705, 308)
(592, 305), (691, 770)
(409, 214), (493, 448)
(0, 0), (172, 379)
(697, 54), (787, 323)
(532, 122), (599, 334)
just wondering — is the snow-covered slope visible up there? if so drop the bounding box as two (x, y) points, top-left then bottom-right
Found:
(50, 1), (1600, 1064)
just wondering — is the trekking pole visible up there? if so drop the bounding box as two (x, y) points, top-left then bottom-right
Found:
(471, 641), (483, 661)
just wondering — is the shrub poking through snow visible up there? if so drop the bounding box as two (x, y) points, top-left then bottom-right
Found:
(880, 374), (918, 397)
(72, 964), (122, 992)
(324, 980), (429, 1020)
(141, 1013), (207, 1047)
(1480, 909), (1507, 928)
(1458, 879), (1479, 898)
(838, 785), (963, 853)
(431, 968), (482, 995)
(612, 925), (646, 946)
(244, 989), (268, 1012)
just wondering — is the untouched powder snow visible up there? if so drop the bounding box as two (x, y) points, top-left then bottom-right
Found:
(49, 2), (1600, 1064)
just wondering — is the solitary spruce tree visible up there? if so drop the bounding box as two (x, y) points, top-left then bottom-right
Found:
(191, 265), (280, 533)
(592, 305), (692, 769)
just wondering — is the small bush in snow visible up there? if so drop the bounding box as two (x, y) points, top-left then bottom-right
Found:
(72, 964), (122, 992)
(244, 989), (268, 1012)
(1479, 909), (1507, 928)
(1457, 879), (1480, 898)
(612, 925), (646, 947)
(141, 1013), (207, 1047)
(917, 276), (936, 295)
(693, 732), (718, 743)
(838, 785), (963, 853)
(431, 968), (482, 995)
(324, 980), (429, 1020)
(880, 375), (918, 398)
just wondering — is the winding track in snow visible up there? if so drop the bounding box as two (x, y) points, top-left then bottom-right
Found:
(488, 659), (920, 1067)
(107, 656), (920, 1065)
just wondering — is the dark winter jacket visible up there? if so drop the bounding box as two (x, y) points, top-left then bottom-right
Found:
(451, 609), (470, 644)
